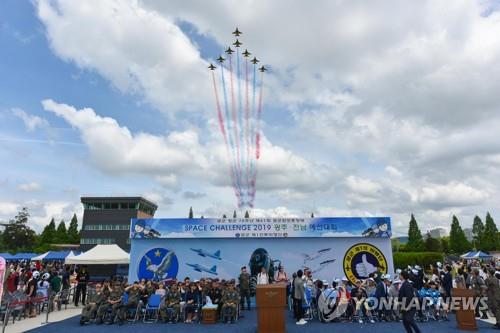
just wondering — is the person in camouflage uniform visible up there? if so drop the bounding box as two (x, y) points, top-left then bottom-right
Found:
(80, 284), (105, 325)
(238, 266), (251, 310)
(208, 281), (223, 317)
(159, 284), (182, 323)
(117, 281), (141, 323)
(221, 283), (240, 323)
(96, 281), (123, 325)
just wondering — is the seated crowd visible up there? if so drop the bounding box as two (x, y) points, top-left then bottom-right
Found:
(80, 276), (243, 325)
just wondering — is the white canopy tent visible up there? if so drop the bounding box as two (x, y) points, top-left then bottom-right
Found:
(31, 251), (50, 261)
(65, 244), (129, 265)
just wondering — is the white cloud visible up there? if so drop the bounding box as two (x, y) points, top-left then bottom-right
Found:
(42, 99), (336, 196)
(12, 108), (49, 131)
(0, 201), (20, 218)
(17, 182), (42, 192)
(30, 0), (500, 236)
(36, 0), (210, 115)
(417, 182), (488, 209)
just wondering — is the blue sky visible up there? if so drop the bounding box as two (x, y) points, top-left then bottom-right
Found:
(1, 0), (500, 235)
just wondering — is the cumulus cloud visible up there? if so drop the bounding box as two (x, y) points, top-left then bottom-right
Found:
(42, 99), (337, 196)
(183, 191), (206, 200)
(17, 182), (42, 192)
(0, 200), (82, 232)
(417, 182), (488, 209)
(36, 0), (210, 115)
(12, 108), (49, 131)
(32, 0), (500, 234)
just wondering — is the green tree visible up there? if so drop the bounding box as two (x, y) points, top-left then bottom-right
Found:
(67, 214), (80, 244)
(482, 212), (499, 251)
(55, 220), (68, 244)
(471, 215), (484, 249)
(2, 207), (36, 252)
(311, 212), (315, 218)
(392, 238), (402, 252)
(425, 232), (442, 252)
(222, 214), (227, 218)
(244, 210), (250, 218)
(449, 215), (471, 254)
(38, 218), (57, 245)
(406, 214), (425, 251)
(233, 210), (237, 218)
(188, 207), (193, 219)
(441, 237), (450, 253)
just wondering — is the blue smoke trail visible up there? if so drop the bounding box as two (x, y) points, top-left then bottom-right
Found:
(249, 63), (257, 204)
(221, 62), (242, 204)
(236, 49), (246, 205)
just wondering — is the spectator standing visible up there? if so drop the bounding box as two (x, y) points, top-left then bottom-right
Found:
(398, 270), (421, 333)
(257, 267), (269, 285)
(238, 266), (251, 310)
(293, 270), (307, 325)
(75, 266), (90, 306)
(442, 265), (453, 298)
(275, 265), (288, 283)
(485, 269), (500, 329)
(62, 266), (71, 291)
(455, 268), (466, 289)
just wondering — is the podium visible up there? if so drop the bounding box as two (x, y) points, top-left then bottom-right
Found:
(256, 284), (287, 333)
(452, 288), (477, 331)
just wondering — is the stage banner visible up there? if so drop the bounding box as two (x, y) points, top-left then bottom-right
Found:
(0, 256), (5, 302)
(130, 217), (391, 239)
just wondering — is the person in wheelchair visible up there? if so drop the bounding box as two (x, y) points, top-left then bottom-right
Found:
(160, 284), (182, 323)
(221, 283), (240, 324)
(351, 280), (376, 323)
(96, 281), (123, 325)
(80, 284), (105, 325)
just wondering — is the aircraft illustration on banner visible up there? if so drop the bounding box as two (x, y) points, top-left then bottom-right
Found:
(303, 259), (336, 274)
(190, 248), (222, 260)
(302, 248), (332, 263)
(186, 263), (218, 275)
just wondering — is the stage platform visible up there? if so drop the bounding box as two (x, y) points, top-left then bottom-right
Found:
(26, 310), (498, 333)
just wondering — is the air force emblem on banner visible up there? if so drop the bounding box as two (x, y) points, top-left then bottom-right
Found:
(343, 243), (387, 284)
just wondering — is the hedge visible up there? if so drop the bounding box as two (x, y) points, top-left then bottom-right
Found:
(393, 252), (444, 271)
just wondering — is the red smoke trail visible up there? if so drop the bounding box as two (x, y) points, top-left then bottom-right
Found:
(255, 71), (264, 160)
(245, 57), (250, 196)
(251, 70), (264, 203)
(212, 70), (239, 201)
(228, 55), (242, 189)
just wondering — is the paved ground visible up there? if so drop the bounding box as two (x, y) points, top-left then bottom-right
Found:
(21, 309), (499, 333)
(2, 305), (81, 333)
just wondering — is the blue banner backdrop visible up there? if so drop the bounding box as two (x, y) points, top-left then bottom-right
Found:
(130, 217), (391, 239)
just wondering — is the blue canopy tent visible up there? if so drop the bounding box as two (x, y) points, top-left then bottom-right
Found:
(11, 252), (37, 260)
(0, 252), (37, 261)
(42, 250), (76, 261)
(0, 253), (15, 260)
(461, 250), (492, 260)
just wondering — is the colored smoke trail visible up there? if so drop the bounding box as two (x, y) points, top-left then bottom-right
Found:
(208, 29), (266, 208)
(228, 53), (242, 195)
(212, 71), (239, 201)
(255, 70), (265, 160)
(220, 62), (242, 204)
(244, 57), (251, 201)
